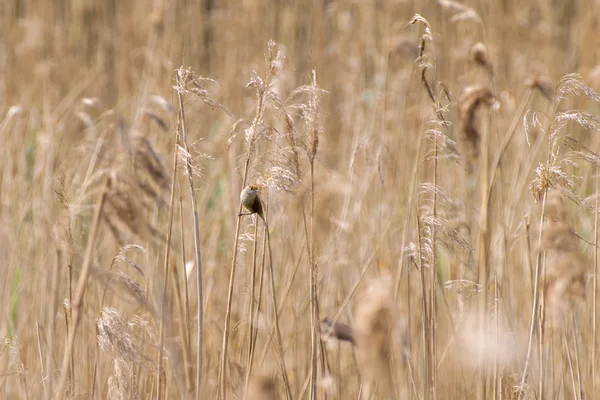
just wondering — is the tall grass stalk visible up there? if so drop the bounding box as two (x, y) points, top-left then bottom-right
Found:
(155, 77), (181, 400)
(175, 70), (205, 399)
(55, 175), (109, 398)
(218, 45), (274, 396)
(243, 216), (261, 396)
(594, 171), (599, 395)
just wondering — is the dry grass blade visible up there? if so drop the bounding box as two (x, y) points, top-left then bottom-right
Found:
(97, 307), (152, 366)
(174, 67), (208, 400)
(219, 41), (287, 400)
(7, 5), (600, 400)
(55, 175), (109, 398)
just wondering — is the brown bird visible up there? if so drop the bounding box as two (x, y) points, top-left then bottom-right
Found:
(320, 317), (355, 344)
(240, 184), (265, 221)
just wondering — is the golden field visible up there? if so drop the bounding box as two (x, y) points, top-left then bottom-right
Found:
(1, 0), (600, 399)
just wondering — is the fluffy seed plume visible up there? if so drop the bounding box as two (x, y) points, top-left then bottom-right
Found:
(97, 307), (147, 365)
(289, 69), (325, 163)
(91, 268), (155, 316)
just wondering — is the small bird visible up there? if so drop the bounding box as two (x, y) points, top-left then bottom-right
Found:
(240, 184), (265, 221)
(320, 317), (355, 344)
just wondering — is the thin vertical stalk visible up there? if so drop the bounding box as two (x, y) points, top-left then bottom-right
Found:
(156, 80), (182, 400)
(219, 73), (266, 397)
(243, 220), (260, 395)
(36, 322), (47, 399)
(487, 88), (533, 203)
(520, 192), (548, 398)
(265, 222), (293, 399)
(476, 106), (492, 400)
(55, 175), (109, 398)
(571, 320), (583, 399)
(492, 274), (499, 400)
(564, 334), (577, 399)
(309, 162), (318, 400)
(416, 214), (430, 399)
(538, 256), (546, 400)
(46, 248), (60, 400)
(430, 108), (438, 400)
(179, 182), (191, 343)
(171, 263), (193, 393)
(593, 171), (598, 394)
(175, 71), (205, 400)
(252, 227), (268, 365)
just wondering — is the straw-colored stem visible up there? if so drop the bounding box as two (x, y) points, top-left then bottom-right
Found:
(416, 214), (430, 400)
(243, 219), (260, 396)
(429, 106), (438, 400)
(171, 263), (193, 393)
(46, 248), (60, 400)
(36, 321), (47, 399)
(538, 254), (546, 400)
(593, 171), (598, 394)
(175, 71), (205, 400)
(487, 88), (533, 204)
(265, 221), (293, 399)
(476, 105), (492, 400)
(309, 161), (319, 400)
(156, 82), (181, 400)
(492, 274), (499, 400)
(179, 182), (191, 346)
(520, 191), (548, 398)
(218, 156), (250, 399)
(55, 174), (109, 398)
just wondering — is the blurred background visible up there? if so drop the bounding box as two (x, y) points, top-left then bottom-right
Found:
(1, 0), (600, 399)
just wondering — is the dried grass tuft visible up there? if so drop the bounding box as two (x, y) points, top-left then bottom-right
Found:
(107, 358), (140, 400)
(97, 307), (154, 368)
(289, 69), (325, 163)
(103, 171), (164, 248)
(555, 73), (600, 103)
(76, 109), (170, 247)
(130, 131), (171, 199)
(457, 85), (496, 167)
(503, 373), (536, 400)
(91, 267), (155, 316)
(470, 42), (492, 74)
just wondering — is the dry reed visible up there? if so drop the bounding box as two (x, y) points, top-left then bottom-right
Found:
(4, 2), (600, 400)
